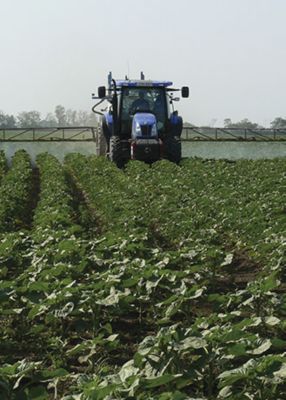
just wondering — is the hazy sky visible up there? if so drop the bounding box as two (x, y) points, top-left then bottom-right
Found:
(1, 0), (286, 126)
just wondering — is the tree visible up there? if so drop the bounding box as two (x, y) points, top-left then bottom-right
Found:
(223, 118), (232, 128)
(77, 110), (91, 126)
(55, 105), (66, 126)
(87, 112), (97, 126)
(270, 117), (286, 129)
(17, 111), (42, 127)
(224, 118), (262, 129)
(0, 107), (97, 128)
(66, 109), (78, 126)
(40, 113), (58, 127)
(0, 111), (16, 128)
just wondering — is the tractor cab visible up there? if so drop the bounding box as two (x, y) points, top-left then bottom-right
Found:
(92, 72), (189, 167)
(120, 85), (168, 136)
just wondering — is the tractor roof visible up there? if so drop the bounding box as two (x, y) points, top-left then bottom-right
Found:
(114, 80), (173, 88)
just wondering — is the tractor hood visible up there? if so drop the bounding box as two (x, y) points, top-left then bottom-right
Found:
(131, 113), (158, 139)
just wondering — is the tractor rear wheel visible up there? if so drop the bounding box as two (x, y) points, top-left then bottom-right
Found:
(164, 136), (182, 164)
(109, 136), (124, 168)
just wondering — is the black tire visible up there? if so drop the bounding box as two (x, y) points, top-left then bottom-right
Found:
(164, 136), (182, 164)
(109, 136), (124, 168)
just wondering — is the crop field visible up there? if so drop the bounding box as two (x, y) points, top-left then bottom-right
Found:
(0, 150), (285, 399)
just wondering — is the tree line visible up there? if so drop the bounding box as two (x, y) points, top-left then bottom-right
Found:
(223, 118), (286, 129)
(1, 107), (286, 129)
(185, 118), (286, 129)
(0, 105), (97, 128)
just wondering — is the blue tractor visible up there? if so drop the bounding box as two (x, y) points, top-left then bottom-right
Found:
(92, 72), (189, 166)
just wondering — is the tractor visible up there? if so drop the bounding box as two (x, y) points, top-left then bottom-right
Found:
(92, 72), (189, 166)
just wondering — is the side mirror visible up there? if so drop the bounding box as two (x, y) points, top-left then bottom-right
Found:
(181, 86), (189, 98)
(98, 86), (106, 98)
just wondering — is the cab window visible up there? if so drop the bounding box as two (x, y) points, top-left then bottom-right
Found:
(121, 87), (167, 134)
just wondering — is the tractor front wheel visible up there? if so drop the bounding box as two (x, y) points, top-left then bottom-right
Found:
(98, 128), (108, 156)
(109, 136), (124, 168)
(164, 136), (182, 164)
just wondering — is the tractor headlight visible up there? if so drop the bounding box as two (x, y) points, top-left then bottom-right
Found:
(135, 122), (142, 135)
(151, 123), (158, 137)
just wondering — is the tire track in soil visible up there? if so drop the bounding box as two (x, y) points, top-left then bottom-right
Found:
(65, 169), (102, 236)
(27, 167), (41, 228)
(64, 168), (164, 366)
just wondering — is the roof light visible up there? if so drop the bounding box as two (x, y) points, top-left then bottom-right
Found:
(114, 80), (173, 88)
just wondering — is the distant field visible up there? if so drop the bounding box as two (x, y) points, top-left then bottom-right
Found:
(0, 151), (286, 399)
(182, 140), (286, 159)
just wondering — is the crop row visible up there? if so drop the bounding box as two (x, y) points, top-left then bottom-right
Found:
(0, 150), (6, 182)
(0, 151), (33, 280)
(0, 150), (32, 232)
(7, 153), (88, 355)
(65, 154), (146, 238)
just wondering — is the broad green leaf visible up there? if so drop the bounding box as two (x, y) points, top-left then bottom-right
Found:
(265, 316), (280, 326)
(179, 337), (207, 350)
(24, 386), (48, 400)
(274, 363), (286, 379)
(144, 374), (181, 389)
(119, 361), (139, 382)
(248, 339), (272, 355)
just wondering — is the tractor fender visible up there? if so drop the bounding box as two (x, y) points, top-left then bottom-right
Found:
(102, 113), (113, 142)
(103, 112), (113, 131)
(169, 112), (183, 137)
